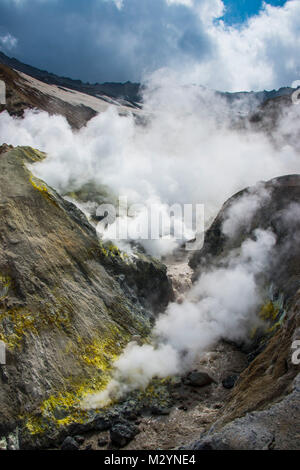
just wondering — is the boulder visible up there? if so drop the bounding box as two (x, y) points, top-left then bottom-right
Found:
(98, 438), (108, 447)
(222, 375), (239, 390)
(61, 436), (79, 451)
(184, 371), (215, 387)
(151, 406), (171, 416)
(110, 422), (139, 448)
(74, 435), (85, 445)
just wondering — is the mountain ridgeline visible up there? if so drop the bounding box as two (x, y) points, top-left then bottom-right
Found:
(0, 51), (297, 107)
(0, 51), (141, 105)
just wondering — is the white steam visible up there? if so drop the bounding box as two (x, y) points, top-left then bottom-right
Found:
(222, 184), (271, 239)
(82, 225), (276, 408)
(0, 79), (299, 256)
(0, 68), (298, 407)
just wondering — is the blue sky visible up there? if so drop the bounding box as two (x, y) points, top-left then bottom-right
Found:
(222, 0), (286, 24)
(0, 0), (298, 92)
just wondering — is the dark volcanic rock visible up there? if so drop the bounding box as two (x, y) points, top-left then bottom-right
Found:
(83, 444), (93, 451)
(92, 417), (112, 432)
(61, 436), (79, 451)
(98, 438), (108, 447)
(67, 416), (111, 436)
(184, 371), (215, 387)
(222, 375), (239, 390)
(110, 422), (139, 448)
(122, 410), (139, 421)
(74, 435), (85, 445)
(150, 406), (171, 416)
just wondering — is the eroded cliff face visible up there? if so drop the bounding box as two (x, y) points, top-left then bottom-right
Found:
(188, 175), (300, 450)
(0, 144), (173, 448)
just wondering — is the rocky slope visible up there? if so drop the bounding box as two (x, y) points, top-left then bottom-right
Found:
(0, 63), (140, 129)
(187, 175), (300, 450)
(0, 51), (141, 105)
(0, 144), (173, 449)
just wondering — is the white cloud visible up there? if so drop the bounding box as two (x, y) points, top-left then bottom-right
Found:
(166, 0), (194, 7)
(0, 33), (18, 51)
(6, 0), (41, 4)
(110, 0), (123, 9)
(195, 0), (225, 22)
(165, 0), (225, 22)
(167, 0), (300, 91)
(2, 0), (300, 90)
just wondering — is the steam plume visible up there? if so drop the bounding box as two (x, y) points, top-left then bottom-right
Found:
(82, 223), (276, 408)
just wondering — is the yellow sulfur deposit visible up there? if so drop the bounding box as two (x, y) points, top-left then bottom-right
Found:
(259, 301), (279, 322)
